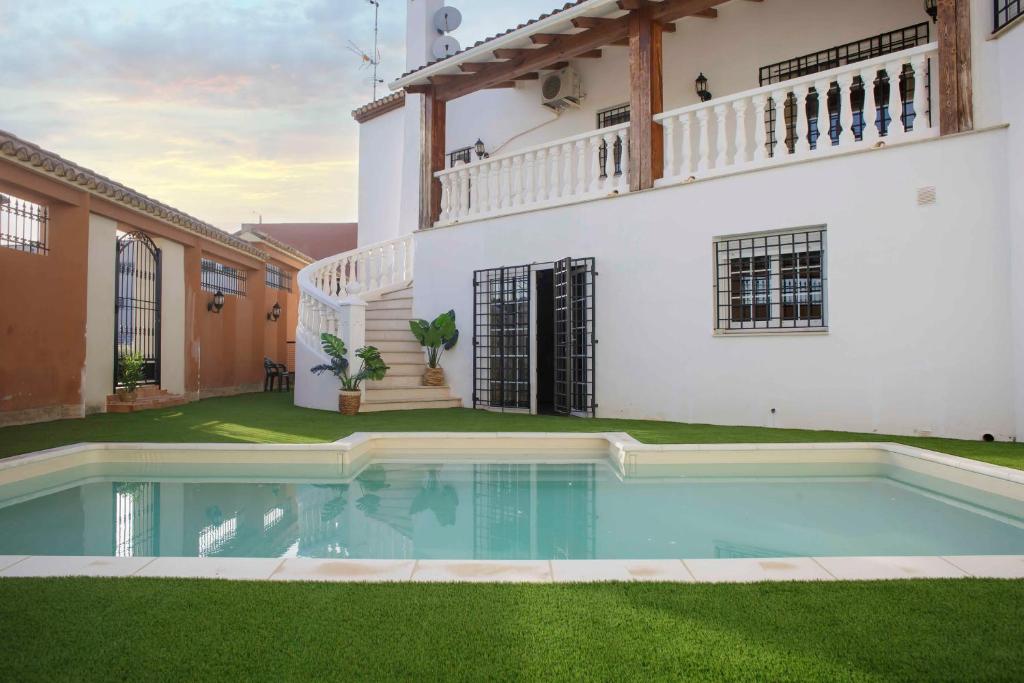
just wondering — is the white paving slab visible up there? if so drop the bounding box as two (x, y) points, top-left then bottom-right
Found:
(0, 555), (153, 578)
(0, 556), (28, 572)
(551, 559), (694, 582)
(135, 557), (284, 580)
(411, 560), (553, 583)
(942, 555), (1024, 579)
(814, 556), (968, 580)
(270, 559), (415, 582)
(684, 557), (835, 583)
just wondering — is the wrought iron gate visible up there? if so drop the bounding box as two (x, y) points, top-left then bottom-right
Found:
(553, 257), (596, 417)
(114, 231), (162, 389)
(472, 265), (531, 410)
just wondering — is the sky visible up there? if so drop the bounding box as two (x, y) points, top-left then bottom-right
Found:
(0, 0), (557, 231)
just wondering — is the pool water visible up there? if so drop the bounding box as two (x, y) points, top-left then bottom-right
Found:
(0, 460), (1022, 560)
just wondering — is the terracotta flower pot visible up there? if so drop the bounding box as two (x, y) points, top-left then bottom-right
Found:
(338, 390), (362, 415)
(117, 389), (137, 403)
(423, 367), (445, 387)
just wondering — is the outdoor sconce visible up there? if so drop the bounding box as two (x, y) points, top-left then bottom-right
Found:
(474, 138), (489, 160)
(267, 302), (282, 322)
(207, 290), (225, 314)
(695, 73), (712, 102)
(924, 0), (938, 22)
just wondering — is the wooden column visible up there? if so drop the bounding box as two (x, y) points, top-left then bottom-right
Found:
(419, 90), (447, 229)
(627, 5), (663, 192)
(937, 0), (973, 135)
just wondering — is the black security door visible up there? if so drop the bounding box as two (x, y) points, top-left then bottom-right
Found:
(553, 258), (596, 417)
(114, 231), (162, 389)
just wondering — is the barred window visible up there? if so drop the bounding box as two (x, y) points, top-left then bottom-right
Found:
(201, 258), (246, 296)
(715, 229), (827, 331)
(1, 191), (49, 254)
(265, 263), (291, 291)
(996, 0), (1023, 31)
(448, 146), (473, 168)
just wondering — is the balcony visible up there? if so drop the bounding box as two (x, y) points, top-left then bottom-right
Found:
(433, 42), (938, 229)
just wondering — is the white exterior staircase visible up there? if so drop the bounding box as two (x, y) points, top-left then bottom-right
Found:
(294, 234), (462, 413)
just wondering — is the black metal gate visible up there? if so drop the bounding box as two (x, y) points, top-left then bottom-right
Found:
(472, 265), (531, 410)
(553, 257), (596, 417)
(114, 231), (161, 389)
(473, 259), (595, 416)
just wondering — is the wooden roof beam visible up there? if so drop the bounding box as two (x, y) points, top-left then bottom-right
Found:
(652, 0), (730, 23)
(571, 16), (615, 29)
(435, 15), (630, 100)
(458, 62), (489, 73)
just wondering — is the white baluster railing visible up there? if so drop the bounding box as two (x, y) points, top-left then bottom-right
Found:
(434, 122), (630, 226)
(295, 233), (415, 410)
(656, 43), (938, 185)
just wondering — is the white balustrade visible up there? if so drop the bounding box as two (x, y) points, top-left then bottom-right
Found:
(434, 122), (630, 226)
(656, 42), (938, 183)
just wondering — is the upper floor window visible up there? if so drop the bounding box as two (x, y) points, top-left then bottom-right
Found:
(265, 263), (291, 291)
(596, 104), (630, 129)
(714, 228), (827, 332)
(201, 258), (246, 296)
(0, 191), (49, 254)
(996, 0), (1023, 31)
(448, 146), (473, 168)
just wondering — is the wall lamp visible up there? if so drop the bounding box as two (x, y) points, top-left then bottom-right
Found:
(207, 290), (225, 314)
(695, 72), (712, 102)
(474, 138), (489, 160)
(267, 302), (282, 322)
(924, 0), (938, 23)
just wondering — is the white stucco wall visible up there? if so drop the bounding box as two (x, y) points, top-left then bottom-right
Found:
(83, 214), (117, 413)
(153, 237), (185, 396)
(412, 129), (1016, 441)
(442, 0), (928, 160)
(358, 106), (407, 247)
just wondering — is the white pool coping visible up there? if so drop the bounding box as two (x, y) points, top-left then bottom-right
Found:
(0, 433), (1022, 583)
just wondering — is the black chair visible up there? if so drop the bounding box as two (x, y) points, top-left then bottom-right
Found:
(264, 358), (290, 392)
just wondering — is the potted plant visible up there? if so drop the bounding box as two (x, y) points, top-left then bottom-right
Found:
(310, 332), (388, 415)
(116, 351), (145, 402)
(409, 310), (459, 386)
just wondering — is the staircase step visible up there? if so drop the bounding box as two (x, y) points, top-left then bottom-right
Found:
(365, 386), (453, 401)
(379, 351), (426, 365)
(370, 340), (422, 353)
(359, 398), (463, 413)
(366, 308), (412, 321)
(365, 329), (419, 342)
(106, 393), (188, 414)
(368, 298), (415, 311)
(379, 289), (414, 302)
(366, 319), (414, 331)
(386, 363), (427, 377)
(367, 375), (426, 389)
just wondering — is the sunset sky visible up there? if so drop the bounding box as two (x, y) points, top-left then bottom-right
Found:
(0, 0), (557, 230)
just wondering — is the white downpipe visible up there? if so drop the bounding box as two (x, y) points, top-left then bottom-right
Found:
(294, 234), (414, 411)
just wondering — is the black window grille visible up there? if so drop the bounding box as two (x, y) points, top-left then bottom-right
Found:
(996, 0), (1023, 30)
(553, 257), (596, 417)
(0, 191), (49, 254)
(201, 257), (247, 296)
(597, 105), (629, 178)
(265, 263), (291, 291)
(449, 146), (473, 168)
(715, 229), (827, 331)
(760, 24), (931, 157)
(473, 265), (531, 410)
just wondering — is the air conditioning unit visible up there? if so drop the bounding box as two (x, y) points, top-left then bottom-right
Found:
(541, 67), (582, 110)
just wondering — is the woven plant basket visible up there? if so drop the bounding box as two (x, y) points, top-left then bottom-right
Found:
(339, 390), (362, 415)
(423, 367), (445, 387)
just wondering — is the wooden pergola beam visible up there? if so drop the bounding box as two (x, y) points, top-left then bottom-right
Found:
(938, 0), (973, 134)
(628, 4), (663, 191)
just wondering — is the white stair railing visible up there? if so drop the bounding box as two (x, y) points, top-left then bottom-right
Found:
(656, 43), (938, 184)
(295, 234), (414, 411)
(434, 122), (630, 226)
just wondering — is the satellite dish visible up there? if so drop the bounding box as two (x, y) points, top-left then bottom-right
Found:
(432, 35), (461, 59)
(434, 6), (463, 33)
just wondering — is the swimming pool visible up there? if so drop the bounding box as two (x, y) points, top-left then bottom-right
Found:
(1, 435), (1021, 562)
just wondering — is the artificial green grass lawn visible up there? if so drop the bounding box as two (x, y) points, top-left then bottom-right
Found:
(1, 391), (1022, 470)
(0, 578), (1021, 681)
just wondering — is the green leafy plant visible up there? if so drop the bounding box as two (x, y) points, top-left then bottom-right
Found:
(117, 351), (145, 393)
(408, 310), (459, 369)
(310, 333), (389, 391)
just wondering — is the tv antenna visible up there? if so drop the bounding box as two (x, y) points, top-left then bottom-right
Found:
(348, 0), (384, 100)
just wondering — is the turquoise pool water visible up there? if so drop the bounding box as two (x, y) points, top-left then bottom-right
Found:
(0, 460), (1022, 559)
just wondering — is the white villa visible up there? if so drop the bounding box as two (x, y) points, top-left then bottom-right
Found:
(296, 0), (1024, 442)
